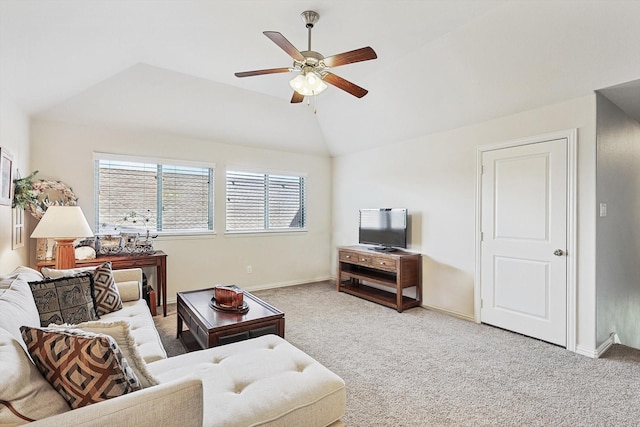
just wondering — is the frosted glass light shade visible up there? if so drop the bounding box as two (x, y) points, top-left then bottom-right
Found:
(31, 206), (93, 239)
(289, 72), (328, 96)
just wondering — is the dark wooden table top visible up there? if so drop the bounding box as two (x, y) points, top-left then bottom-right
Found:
(177, 287), (283, 331)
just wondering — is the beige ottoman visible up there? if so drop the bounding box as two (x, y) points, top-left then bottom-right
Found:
(147, 334), (346, 427)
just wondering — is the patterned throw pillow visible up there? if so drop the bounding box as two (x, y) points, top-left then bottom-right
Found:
(47, 321), (159, 388)
(93, 262), (123, 315)
(20, 326), (142, 409)
(28, 273), (99, 326)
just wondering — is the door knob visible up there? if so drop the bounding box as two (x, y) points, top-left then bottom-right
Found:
(553, 249), (564, 256)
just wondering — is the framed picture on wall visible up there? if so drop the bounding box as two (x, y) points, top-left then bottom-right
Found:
(0, 148), (13, 206)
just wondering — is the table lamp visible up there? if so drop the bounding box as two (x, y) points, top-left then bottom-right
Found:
(31, 205), (94, 269)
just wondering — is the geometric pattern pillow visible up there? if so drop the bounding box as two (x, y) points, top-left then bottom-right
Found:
(46, 321), (159, 388)
(28, 273), (99, 326)
(92, 262), (122, 315)
(19, 326), (142, 409)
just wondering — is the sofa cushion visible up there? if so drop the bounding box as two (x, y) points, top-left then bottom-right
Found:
(116, 280), (142, 302)
(28, 273), (99, 326)
(20, 326), (142, 409)
(92, 262), (123, 315)
(147, 335), (346, 427)
(10, 266), (45, 282)
(0, 328), (70, 424)
(41, 265), (97, 279)
(47, 320), (159, 388)
(0, 271), (43, 346)
(100, 300), (168, 363)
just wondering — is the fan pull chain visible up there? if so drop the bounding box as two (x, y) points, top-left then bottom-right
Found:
(308, 91), (318, 114)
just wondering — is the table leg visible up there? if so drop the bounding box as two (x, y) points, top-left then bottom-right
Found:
(159, 257), (167, 316)
(176, 311), (182, 339)
(397, 287), (403, 313)
(148, 288), (157, 316)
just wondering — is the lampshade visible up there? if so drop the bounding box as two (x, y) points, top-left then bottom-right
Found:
(31, 206), (93, 239)
(289, 71), (328, 97)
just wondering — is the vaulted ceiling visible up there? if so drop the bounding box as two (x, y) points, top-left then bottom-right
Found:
(1, 1), (640, 156)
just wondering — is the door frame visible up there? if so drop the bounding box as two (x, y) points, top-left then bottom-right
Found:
(475, 129), (578, 352)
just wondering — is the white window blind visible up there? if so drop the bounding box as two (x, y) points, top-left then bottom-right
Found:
(226, 171), (305, 231)
(95, 157), (213, 234)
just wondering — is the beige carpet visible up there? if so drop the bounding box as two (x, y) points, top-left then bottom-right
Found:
(154, 281), (640, 426)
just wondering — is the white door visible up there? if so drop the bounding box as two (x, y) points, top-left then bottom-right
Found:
(480, 138), (567, 346)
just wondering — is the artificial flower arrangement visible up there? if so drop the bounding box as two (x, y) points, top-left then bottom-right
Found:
(11, 170), (39, 209)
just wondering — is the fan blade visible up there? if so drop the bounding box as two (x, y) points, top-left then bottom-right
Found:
(323, 46), (377, 68)
(263, 31), (305, 62)
(291, 91), (304, 103)
(323, 72), (369, 98)
(234, 67), (291, 78)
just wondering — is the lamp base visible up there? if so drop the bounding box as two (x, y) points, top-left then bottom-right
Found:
(54, 239), (77, 270)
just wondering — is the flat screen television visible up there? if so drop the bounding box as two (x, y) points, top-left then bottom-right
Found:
(359, 208), (407, 251)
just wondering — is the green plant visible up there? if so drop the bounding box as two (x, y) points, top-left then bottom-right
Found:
(12, 170), (39, 209)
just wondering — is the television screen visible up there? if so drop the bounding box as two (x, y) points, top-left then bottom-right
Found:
(359, 208), (407, 250)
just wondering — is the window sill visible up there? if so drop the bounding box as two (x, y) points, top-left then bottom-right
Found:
(154, 231), (216, 241)
(224, 229), (308, 238)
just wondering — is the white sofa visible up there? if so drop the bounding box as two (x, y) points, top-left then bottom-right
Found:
(0, 266), (346, 427)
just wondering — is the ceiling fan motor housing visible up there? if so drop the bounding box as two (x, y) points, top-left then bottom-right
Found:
(295, 50), (325, 73)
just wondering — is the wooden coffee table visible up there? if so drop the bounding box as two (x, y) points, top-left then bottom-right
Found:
(176, 286), (284, 351)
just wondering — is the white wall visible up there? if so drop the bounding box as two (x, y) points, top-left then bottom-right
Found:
(595, 93), (640, 349)
(333, 95), (597, 354)
(30, 120), (332, 301)
(0, 92), (31, 272)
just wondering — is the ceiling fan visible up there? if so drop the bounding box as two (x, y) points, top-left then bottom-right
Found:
(234, 10), (377, 103)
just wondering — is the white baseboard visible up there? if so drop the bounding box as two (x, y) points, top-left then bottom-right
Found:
(244, 276), (333, 292)
(576, 333), (617, 359)
(575, 345), (599, 359)
(162, 276), (333, 306)
(422, 304), (476, 323)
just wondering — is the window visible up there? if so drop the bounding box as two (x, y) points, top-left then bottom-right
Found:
(95, 154), (214, 234)
(226, 170), (305, 232)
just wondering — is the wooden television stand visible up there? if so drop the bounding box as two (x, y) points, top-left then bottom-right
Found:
(337, 246), (422, 312)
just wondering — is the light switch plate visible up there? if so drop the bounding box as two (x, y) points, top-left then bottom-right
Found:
(599, 203), (607, 217)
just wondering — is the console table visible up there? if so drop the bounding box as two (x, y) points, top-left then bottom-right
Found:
(337, 246), (422, 312)
(36, 250), (168, 317)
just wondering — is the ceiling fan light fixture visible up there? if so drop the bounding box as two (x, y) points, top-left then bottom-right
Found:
(289, 71), (327, 96)
(235, 10), (377, 102)
(305, 72), (318, 85)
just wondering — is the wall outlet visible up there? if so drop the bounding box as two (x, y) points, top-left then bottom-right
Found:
(246, 265), (253, 274)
